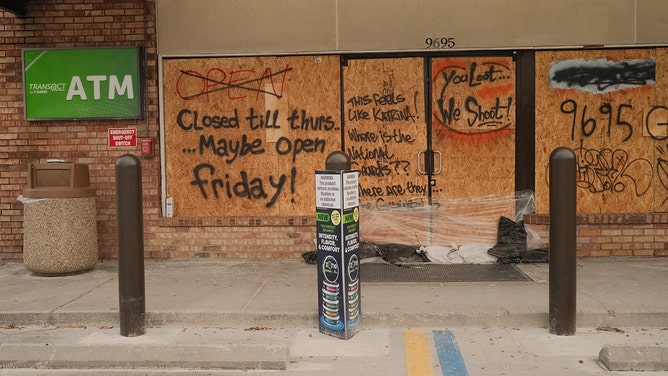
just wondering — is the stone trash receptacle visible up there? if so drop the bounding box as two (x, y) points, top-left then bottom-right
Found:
(20, 161), (98, 275)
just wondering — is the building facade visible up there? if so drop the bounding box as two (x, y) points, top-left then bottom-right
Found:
(1, 0), (668, 261)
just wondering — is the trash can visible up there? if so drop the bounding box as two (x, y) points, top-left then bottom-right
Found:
(21, 160), (98, 275)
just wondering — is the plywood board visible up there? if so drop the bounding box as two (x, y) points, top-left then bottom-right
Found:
(430, 56), (516, 200)
(343, 58), (428, 208)
(535, 49), (660, 213)
(162, 55), (341, 216)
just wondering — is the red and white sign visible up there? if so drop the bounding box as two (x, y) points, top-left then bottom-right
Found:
(140, 138), (154, 157)
(108, 127), (137, 148)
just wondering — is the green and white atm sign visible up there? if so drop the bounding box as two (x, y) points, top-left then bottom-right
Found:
(23, 47), (142, 120)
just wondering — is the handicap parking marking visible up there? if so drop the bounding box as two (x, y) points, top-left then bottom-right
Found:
(433, 330), (469, 376)
(404, 329), (470, 376)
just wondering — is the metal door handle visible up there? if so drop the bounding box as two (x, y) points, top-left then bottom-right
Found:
(417, 150), (442, 175)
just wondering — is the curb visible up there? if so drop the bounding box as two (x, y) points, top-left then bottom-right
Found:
(599, 344), (668, 371)
(0, 343), (289, 371)
(2, 311), (667, 329)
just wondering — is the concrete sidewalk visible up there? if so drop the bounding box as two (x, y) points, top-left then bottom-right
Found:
(1, 257), (667, 329)
(1, 257), (668, 374)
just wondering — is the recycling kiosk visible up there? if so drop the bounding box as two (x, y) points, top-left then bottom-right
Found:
(22, 161), (98, 275)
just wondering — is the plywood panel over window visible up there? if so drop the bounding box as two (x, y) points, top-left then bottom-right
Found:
(431, 56), (516, 201)
(162, 56), (341, 217)
(342, 58), (427, 209)
(535, 49), (664, 213)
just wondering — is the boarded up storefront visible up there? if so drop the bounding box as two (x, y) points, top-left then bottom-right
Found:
(535, 49), (665, 213)
(162, 55), (519, 247)
(162, 56), (342, 217)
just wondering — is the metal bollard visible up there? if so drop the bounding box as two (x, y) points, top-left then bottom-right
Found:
(115, 154), (146, 337)
(326, 151), (351, 170)
(548, 147), (577, 336)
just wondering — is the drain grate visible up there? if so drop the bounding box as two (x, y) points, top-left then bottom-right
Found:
(360, 263), (532, 283)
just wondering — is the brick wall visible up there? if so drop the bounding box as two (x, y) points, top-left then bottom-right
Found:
(0, 0), (163, 262)
(0, 0), (317, 262)
(525, 214), (668, 258)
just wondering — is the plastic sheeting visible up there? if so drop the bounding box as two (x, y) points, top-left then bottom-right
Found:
(359, 191), (543, 264)
(360, 190), (535, 245)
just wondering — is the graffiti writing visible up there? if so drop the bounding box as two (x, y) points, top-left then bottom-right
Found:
(287, 109), (336, 131)
(560, 99), (668, 142)
(346, 92), (418, 123)
(190, 164), (296, 207)
(347, 128), (414, 144)
(193, 134), (264, 164)
(645, 106), (668, 141)
(656, 145), (668, 205)
(177, 109), (241, 130)
(573, 142), (652, 196)
(560, 99), (634, 142)
(275, 136), (326, 162)
(550, 58), (655, 94)
(347, 144), (394, 161)
(358, 196), (432, 210)
(351, 159), (410, 178)
(344, 63), (423, 207)
(176, 107), (335, 207)
(545, 54), (668, 211)
(433, 60), (514, 135)
(175, 65), (292, 102)
(358, 181), (427, 198)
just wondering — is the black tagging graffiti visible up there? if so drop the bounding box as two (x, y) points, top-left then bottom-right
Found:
(550, 57), (656, 94)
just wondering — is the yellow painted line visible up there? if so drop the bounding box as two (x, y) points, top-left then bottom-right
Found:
(404, 329), (435, 376)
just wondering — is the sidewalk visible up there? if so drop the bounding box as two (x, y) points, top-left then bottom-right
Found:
(1, 257), (667, 374)
(1, 257), (667, 329)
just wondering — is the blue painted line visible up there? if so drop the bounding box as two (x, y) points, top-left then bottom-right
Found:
(433, 330), (469, 376)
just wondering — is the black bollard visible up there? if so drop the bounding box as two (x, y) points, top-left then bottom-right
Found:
(326, 151), (351, 170)
(115, 154), (146, 337)
(548, 147), (577, 335)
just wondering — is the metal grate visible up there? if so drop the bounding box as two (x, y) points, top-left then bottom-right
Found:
(360, 263), (532, 283)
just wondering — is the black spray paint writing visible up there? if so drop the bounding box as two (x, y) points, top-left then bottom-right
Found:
(560, 99), (668, 143)
(655, 145), (668, 205)
(572, 141), (652, 196)
(190, 164), (297, 207)
(346, 92), (418, 123)
(560, 99), (634, 142)
(433, 61), (514, 134)
(550, 58), (655, 94)
(345, 70), (425, 204)
(178, 107), (336, 207)
(437, 96), (513, 129)
(178, 108), (331, 163)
